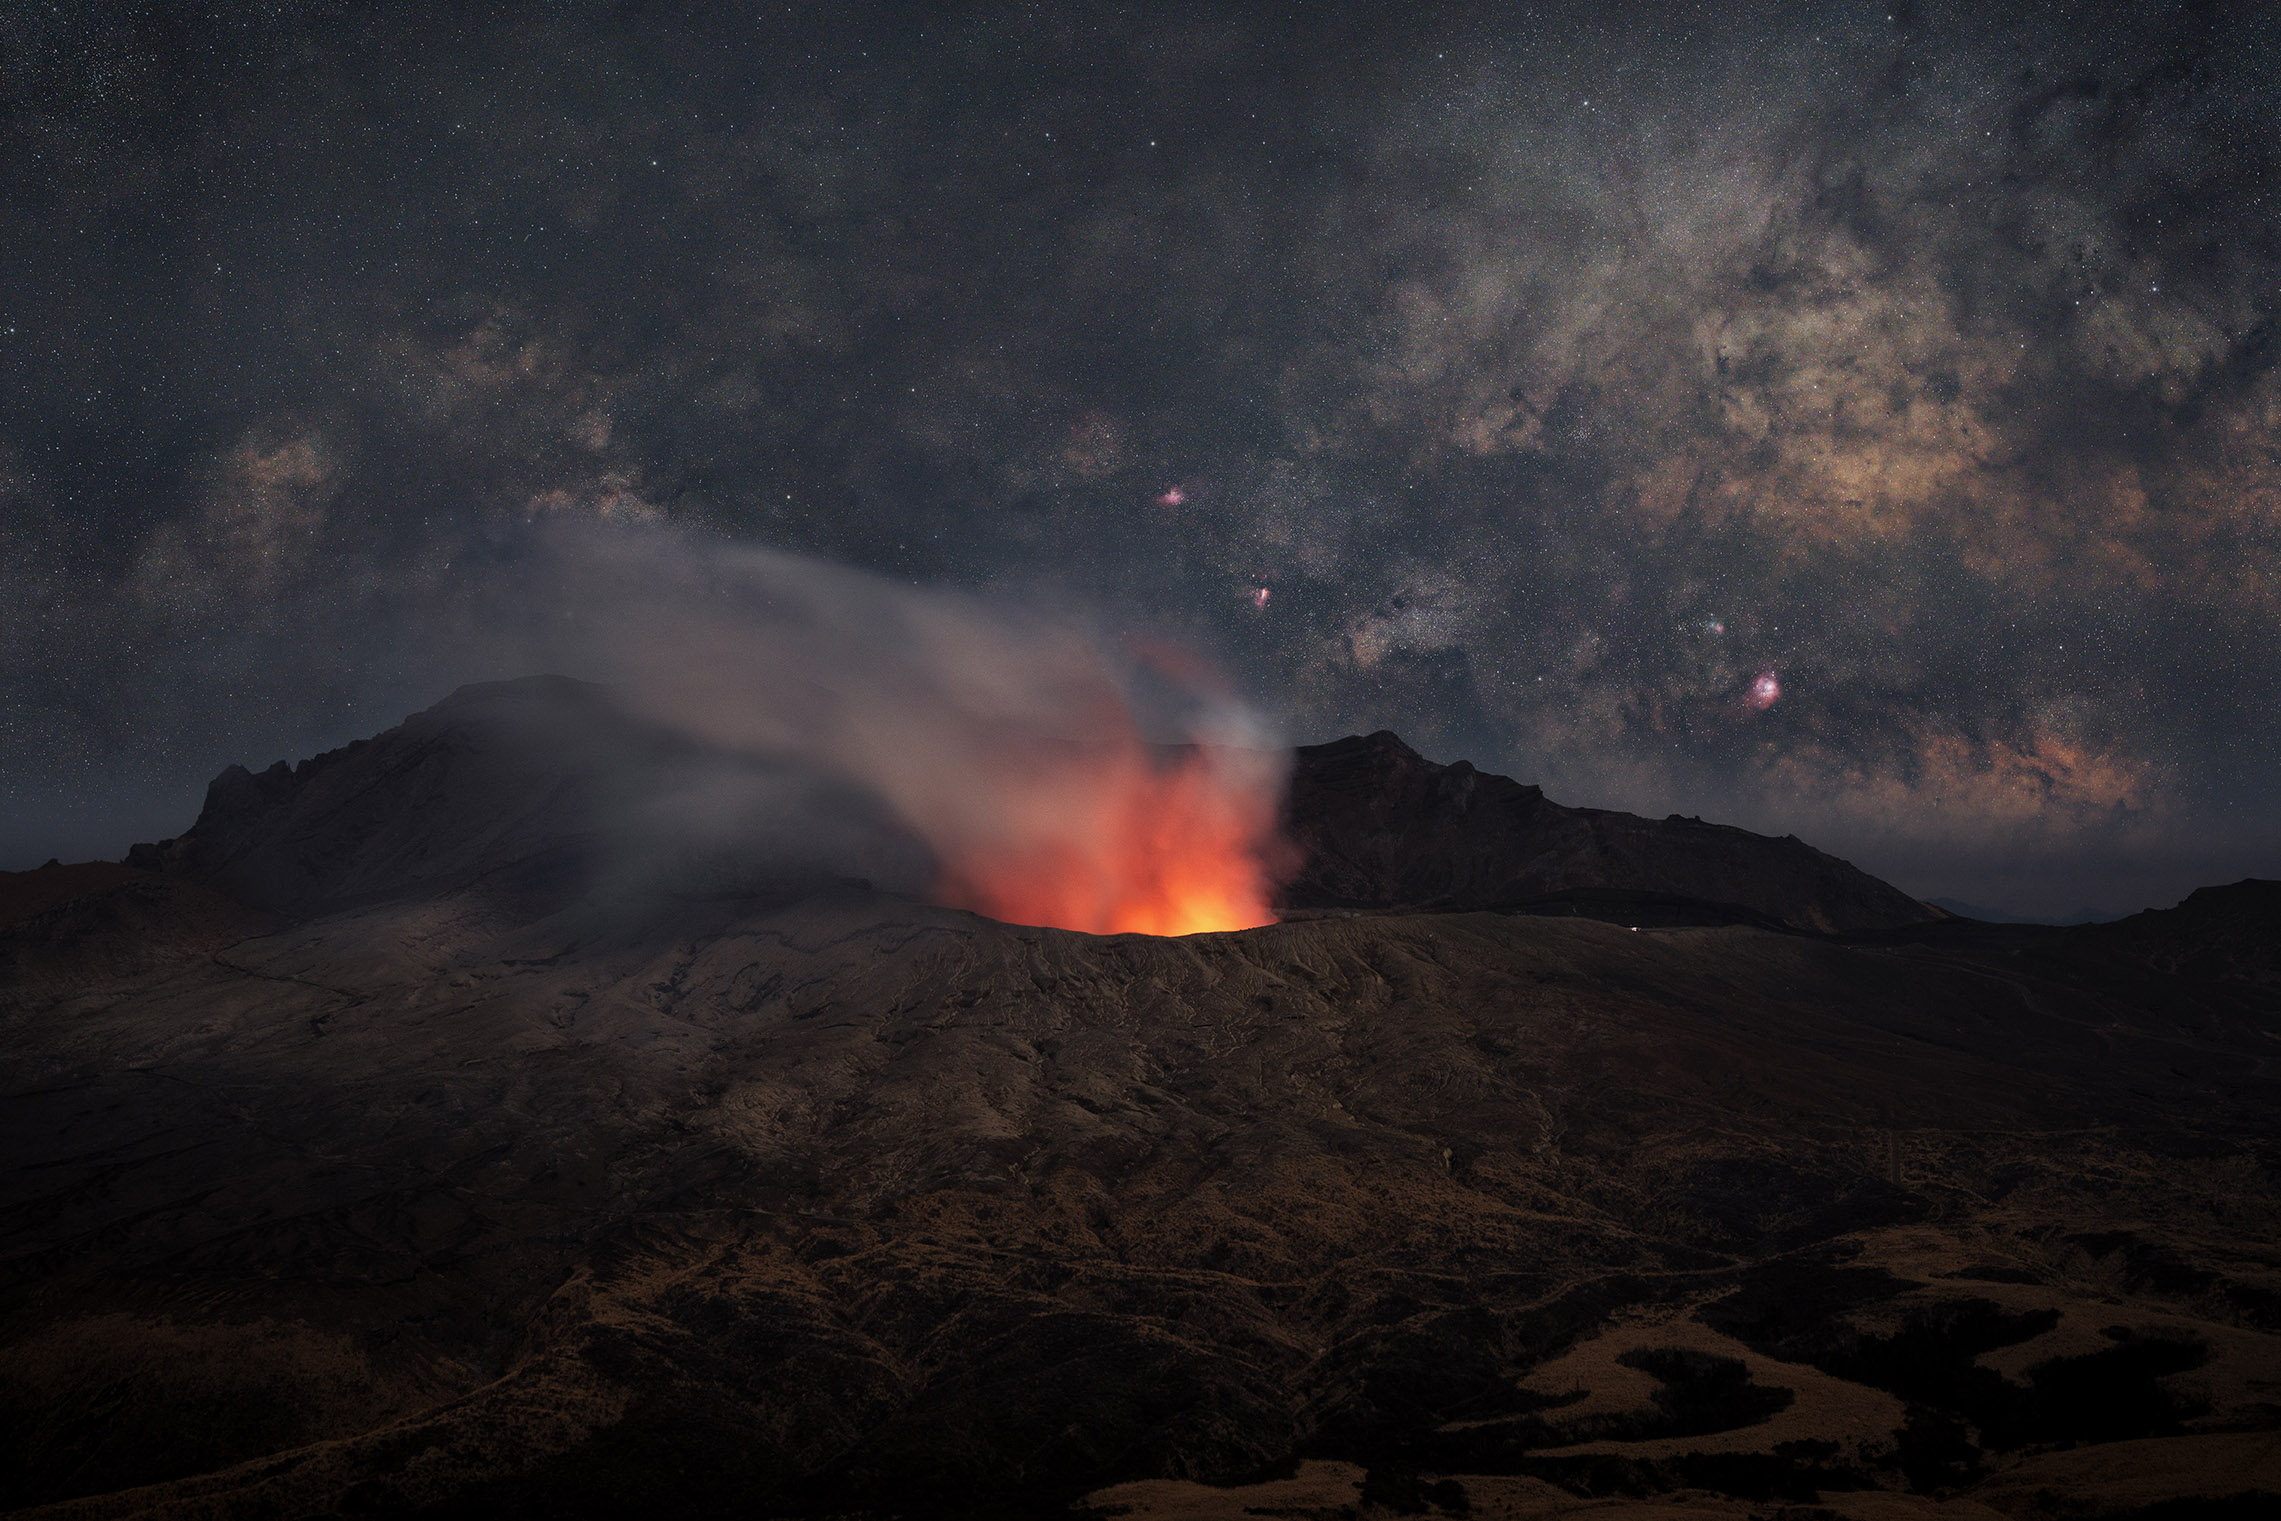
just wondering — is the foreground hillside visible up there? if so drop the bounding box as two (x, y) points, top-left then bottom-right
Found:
(1, 683), (2276, 1519)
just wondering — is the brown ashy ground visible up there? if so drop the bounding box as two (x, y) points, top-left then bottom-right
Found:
(1, 683), (2276, 1519)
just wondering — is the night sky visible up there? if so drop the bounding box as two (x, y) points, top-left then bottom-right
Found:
(4, 0), (2278, 917)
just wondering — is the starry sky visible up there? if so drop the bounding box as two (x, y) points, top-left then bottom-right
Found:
(3, 0), (2278, 917)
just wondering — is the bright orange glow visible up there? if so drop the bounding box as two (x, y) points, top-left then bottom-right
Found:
(934, 744), (1288, 935)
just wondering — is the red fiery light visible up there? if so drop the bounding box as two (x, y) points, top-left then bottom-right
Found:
(933, 744), (1287, 936)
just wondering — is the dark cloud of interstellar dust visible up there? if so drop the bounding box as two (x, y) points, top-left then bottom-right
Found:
(2, 0), (2277, 917)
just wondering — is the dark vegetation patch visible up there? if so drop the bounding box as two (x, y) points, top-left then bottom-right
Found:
(1696, 1249), (1918, 1349)
(1508, 1442), (1873, 1503)
(1710, 1281), (2210, 1477)
(1994, 1326), (2211, 1447)
(1358, 1464), (1470, 1514)
(2069, 1231), (2220, 1297)
(1947, 1262), (2046, 1285)
(1307, 1276), (1671, 1463)
(1308, 1312), (1549, 1457)
(1608, 1347), (1793, 1438)
(2092, 1496), (2281, 1521)
(2056, 1226), (2281, 1331)
(1204, 1452), (1304, 1488)
(1884, 1405), (1982, 1493)
(1811, 1298), (2061, 1422)
(1411, 1350), (1791, 1472)
(1659, 1156), (1925, 1252)
(1816, 1307), (2208, 1450)
(2222, 1279), (2281, 1330)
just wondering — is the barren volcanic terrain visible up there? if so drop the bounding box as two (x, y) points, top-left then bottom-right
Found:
(4, 680), (2278, 1519)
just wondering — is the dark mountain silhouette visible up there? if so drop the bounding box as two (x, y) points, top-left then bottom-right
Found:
(124, 676), (922, 924)
(2058, 877), (2281, 987)
(1926, 896), (2124, 926)
(124, 676), (685, 918)
(4, 678), (2277, 1520)
(1281, 730), (1940, 933)
(125, 678), (1941, 937)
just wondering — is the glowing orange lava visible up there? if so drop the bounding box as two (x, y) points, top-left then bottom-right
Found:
(934, 744), (1288, 935)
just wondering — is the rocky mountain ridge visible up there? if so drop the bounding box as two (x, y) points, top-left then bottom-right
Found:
(124, 676), (1941, 937)
(1278, 729), (1939, 933)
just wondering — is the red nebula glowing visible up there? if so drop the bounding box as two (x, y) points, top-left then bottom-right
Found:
(1251, 586), (1271, 608)
(1156, 486), (1186, 507)
(933, 742), (1289, 936)
(1748, 670), (1781, 710)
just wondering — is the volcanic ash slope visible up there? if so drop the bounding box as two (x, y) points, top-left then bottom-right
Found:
(2, 680), (2278, 1519)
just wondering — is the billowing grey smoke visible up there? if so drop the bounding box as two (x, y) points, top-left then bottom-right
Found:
(521, 525), (1291, 934)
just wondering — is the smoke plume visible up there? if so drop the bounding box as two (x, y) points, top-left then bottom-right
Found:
(530, 526), (1291, 935)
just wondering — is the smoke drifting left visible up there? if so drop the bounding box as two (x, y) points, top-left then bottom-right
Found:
(514, 526), (1291, 935)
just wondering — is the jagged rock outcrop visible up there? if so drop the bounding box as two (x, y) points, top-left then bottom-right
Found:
(126, 676), (922, 924)
(1280, 731), (1939, 933)
(126, 676), (671, 918)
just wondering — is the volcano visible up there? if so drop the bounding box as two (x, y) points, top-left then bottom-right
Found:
(4, 678), (2277, 1519)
